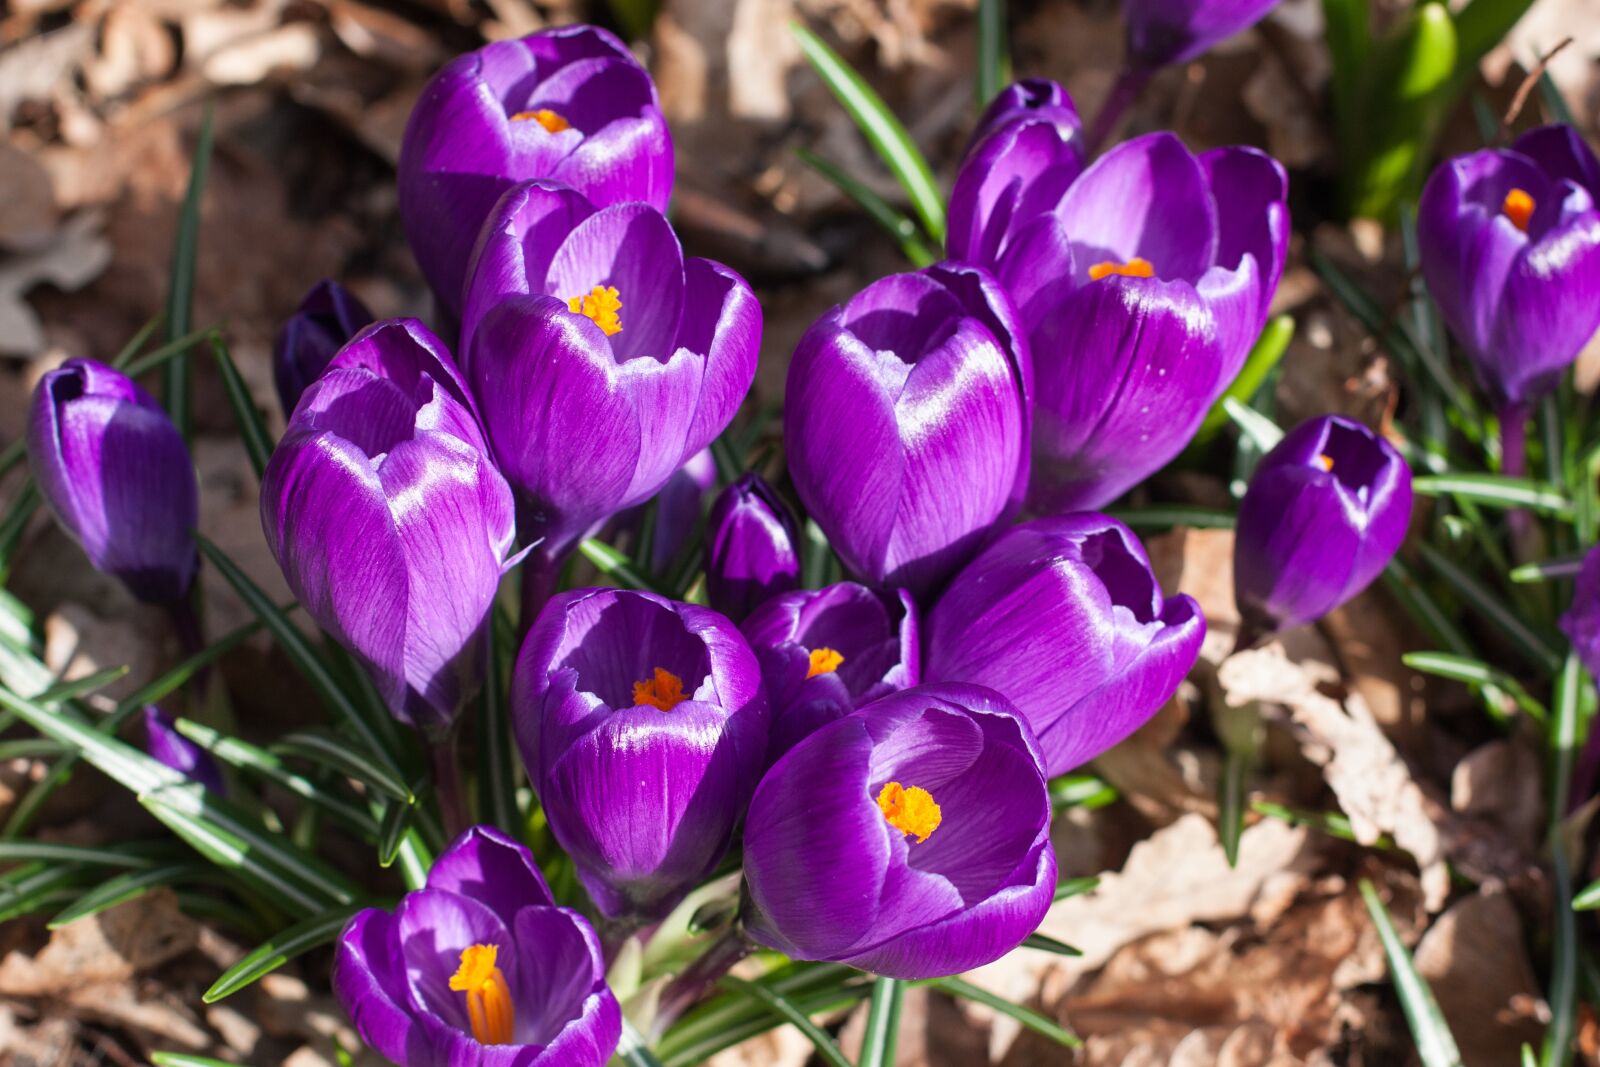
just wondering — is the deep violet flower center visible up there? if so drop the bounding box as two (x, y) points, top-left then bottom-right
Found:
(876, 781), (941, 843)
(807, 647), (844, 678)
(1088, 255), (1156, 281)
(510, 107), (571, 133)
(633, 667), (687, 710)
(449, 943), (515, 1046)
(568, 284), (623, 335)
(1504, 187), (1534, 232)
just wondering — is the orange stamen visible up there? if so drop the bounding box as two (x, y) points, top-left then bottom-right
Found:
(633, 667), (687, 711)
(1088, 256), (1155, 282)
(510, 108), (571, 134)
(450, 945), (515, 1045)
(1315, 454), (1334, 472)
(1503, 188), (1535, 232)
(876, 781), (941, 843)
(806, 647), (844, 678)
(567, 285), (623, 336)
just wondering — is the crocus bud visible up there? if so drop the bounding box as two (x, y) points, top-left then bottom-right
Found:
(272, 280), (373, 418)
(742, 683), (1054, 979)
(1122, 0), (1282, 69)
(261, 319), (516, 733)
(1233, 415), (1411, 637)
(142, 706), (224, 794)
(398, 25), (672, 315)
(1561, 545), (1600, 680)
(1418, 128), (1600, 409)
(462, 182), (759, 560)
(784, 262), (1031, 599)
(27, 359), (198, 603)
(512, 588), (768, 919)
(923, 514), (1204, 776)
(705, 474), (801, 622)
(994, 132), (1288, 511)
(948, 79), (1085, 270)
(336, 826), (620, 1067)
(742, 583), (918, 761)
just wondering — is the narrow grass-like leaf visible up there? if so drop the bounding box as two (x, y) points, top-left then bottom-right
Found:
(0, 863), (95, 923)
(109, 311), (165, 370)
(578, 538), (662, 593)
(795, 148), (937, 267)
(1219, 747), (1249, 867)
(1511, 555), (1586, 583)
(1577, 880), (1600, 910)
(48, 862), (210, 928)
(1543, 840), (1578, 1067)
(1413, 474), (1573, 517)
(0, 840), (167, 869)
(1055, 876), (1099, 902)
(0, 738), (63, 760)
(859, 977), (903, 1067)
(660, 962), (865, 1065)
(1253, 801), (1396, 848)
(152, 1054), (242, 1067)
(1049, 774), (1117, 811)
(1416, 542), (1563, 672)
(204, 905), (361, 1003)
(1402, 651), (1547, 724)
(1383, 557), (1475, 657)
(933, 977), (1081, 1049)
(164, 104), (214, 439)
(1107, 505), (1235, 530)
(614, 1019), (667, 1067)
(122, 324), (218, 380)
(0, 685), (175, 794)
(1195, 316), (1295, 445)
(719, 975), (853, 1067)
(1525, 1045), (1541, 1067)
(32, 664), (129, 705)
(0, 481), (41, 578)
(175, 719), (377, 835)
(275, 729), (414, 803)
(975, 0), (1009, 106)
(1022, 933), (1082, 957)
(376, 794), (416, 867)
(477, 615), (519, 834)
(210, 333), (273, 479)
(1359, 879), (1462, 1067)
(792, 23), (945, 242)
(1222, 397), (1283, 452)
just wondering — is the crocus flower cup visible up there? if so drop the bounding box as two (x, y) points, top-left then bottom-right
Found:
(742, 683), (1054, 979)
(1418, 128), (1600, 410)
(1122, 0), (1283, 69)
(742, 582), (919, 760)
(462, 182), (759, 561)
(924, 514), (1205, 776)
(261, 319), (516, 733)
(512, 588), (768, 920)
(28, 359), (198, 604)
(273, 279), (374, 417)
(335, 826), (620, 1067)
(784, 262), (1031, 599)
(705, 473), (802, 622)
(994, 132), (1288, 512)
(1233, 415), (1411, 637)
(398, 25), (672, 315)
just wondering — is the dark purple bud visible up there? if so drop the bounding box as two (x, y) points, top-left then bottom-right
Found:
(511, 588), (768, 920)
(705, 474), (801, 622)
(142, 706), (224, 795)
(1234, 415), (1411, 636)
(742, 683), (1055, 979)
(335, 826), (620, 1066)
(272, 280), (374, 418)
(1123, 0), (1282, 70)
(923, 514), (1205, 776)
(27, 359), (198, 603)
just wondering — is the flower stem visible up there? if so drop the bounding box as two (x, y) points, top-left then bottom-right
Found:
(429, 724), (469, 839)
(652, 927), (754, 1036)
(1087, 66), (1150, 153)
(519, 542), (565, 636)
(1500, 401), (1536, 561)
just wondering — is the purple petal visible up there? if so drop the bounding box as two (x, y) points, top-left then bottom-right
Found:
(426, 826), (556, 924)
(677, 257), (762, 453)
(508, 906), (607, 1045)
(1124, 0), (1282, 68)
(1199, 145), (1288, 333)
(1513, 124), (1600, 200)
(335, 909), (436, 1067)
(1562, 545), (1600, 680)
(947, 120), (1085, 269)
(142, 706), (225, 795)
(545, 203), (685, 363)
(397, 889), (515, 1032)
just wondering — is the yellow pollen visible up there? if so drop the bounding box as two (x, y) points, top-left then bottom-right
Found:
(1315, 454), (1334, 472)
(510, 108), (571, 133)
(633, 667), (687, 711)
(1503, 188), (1535, 232)
(876, 781), (941, 843)
(449, 944), (514, 1045)
(1088, 256), (1156, 282)
(567, 285), (623, 336)
(807, 647), (844, 678)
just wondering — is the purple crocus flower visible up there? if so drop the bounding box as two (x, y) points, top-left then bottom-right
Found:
(923, 514), (1205, 776)
(335, 826), (620, 1067)
(142, 706), (224, 795)
(27, 359), (198, 603)
(741, 683), (1054, 979)
(398, 25), (672, 315)
(462, 181), (759, 562)
(948, 79), (1085, 270)
(1233, 415), (1411, 638)
(1418, 128), (1600, 411)
(1561, 545), (1600, 680)
(511, 588), (767, 920)
(705, 473), (801, 622)
(742, 582), (918, 761)
(261, 319), (516, 734)
(784, 262), (1031, 599)
(993, 132), (1288, 511)
(272, 279), (374, 418)
(1122, 0), (1283, 69)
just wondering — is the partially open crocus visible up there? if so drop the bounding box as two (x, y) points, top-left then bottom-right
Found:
(741, 683), (1054, 979)
(261, 319), (516, 734)
(923, 514), (1204, 776)
(742, 583), (919, 760)
(512, 588), (767, 920)
(272, 279), (373, 418)
(994, 132), (1287, 512)
(784, 262), (1031, 599)
(1233, 415), (1411, 639)
(1418, 129), (1600, 412)
(335, 826), (620, 1067)
(948, 79), (1085, 270)
(398, 24), (672, 315)
(705, 473), (801, 622)
(1122, 0), (1282, 69)
(142, 706), (224, 795)
(28, 359), (198, 603)
(462, 182), (759, 563)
